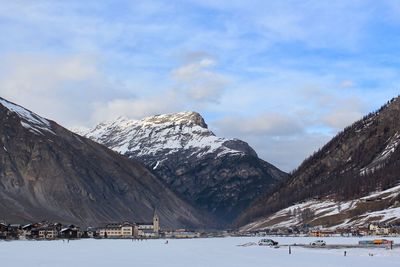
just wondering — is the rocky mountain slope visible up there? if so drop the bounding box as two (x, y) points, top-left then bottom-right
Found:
(81, 112), (287, 224)
(238, 96), (400, 230)
(0, 97), (210, 228)
(241, 185), (400, 231)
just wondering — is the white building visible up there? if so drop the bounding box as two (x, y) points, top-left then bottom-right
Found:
(99, 211), (160, 238)
(137, 210), (160, 238)
(99, 222), (136, 238)
(369, 224), (390, 235)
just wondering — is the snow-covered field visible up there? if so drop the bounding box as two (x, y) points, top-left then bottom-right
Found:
(1, 237), (400, 267)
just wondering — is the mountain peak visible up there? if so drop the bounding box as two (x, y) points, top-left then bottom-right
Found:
(141, 111), (208, 128)
(82, 111), (245, 157)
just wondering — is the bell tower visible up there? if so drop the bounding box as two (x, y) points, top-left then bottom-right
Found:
(153, 209), (160, 233)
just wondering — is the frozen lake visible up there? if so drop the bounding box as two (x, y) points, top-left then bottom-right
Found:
(1, 236), (400, 267)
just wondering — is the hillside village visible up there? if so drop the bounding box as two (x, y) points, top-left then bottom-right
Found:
(0, 211), (202, 240)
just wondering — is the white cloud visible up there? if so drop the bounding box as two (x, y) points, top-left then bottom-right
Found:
(339, 80), (355, 88)
(0, 53), (145, 127)
(91, 94), (182, 123)
(188, 0), (372, 50)
(249, 133), (332, 172)
(0, 1), (398, 172)
(89, 51), (229, 123)
(208, 75), (373, 171)
(0, 54), (103, 125)
(172, 54), (228, 103)
(297, 86), (368, 129)
(210, 110), (332, 172)
(215, 113), (304, 137)
(322, 98), (366, 129)
(0, 54), (97, 91)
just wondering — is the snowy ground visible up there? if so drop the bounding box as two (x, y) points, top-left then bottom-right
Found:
(1, 236), (400, 267)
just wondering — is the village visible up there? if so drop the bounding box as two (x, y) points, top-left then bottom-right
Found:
(244, 223), (400, 237)
(2, 211), (400, 241)
(0, 211), (204, 240)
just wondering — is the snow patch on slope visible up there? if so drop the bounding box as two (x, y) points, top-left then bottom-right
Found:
(243, 184), (400, 231)
(360, 132), (400, 175)
(0, 98), (55, 135)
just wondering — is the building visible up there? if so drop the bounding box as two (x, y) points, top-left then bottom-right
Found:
(309, 229), (335, 237)
(137, 222), (155, 237)
(99, 222), (136, 238)
(164, 229), (200, 238)
(0, 222), (7, 232)
(369, 224), (390, 235)
(7, 224), (22, 239)
(82, 227), (97, 238)
(60, 225), (81, 239)
(153, 211), (160, 233)
(0, 222), (8, 239)
(21, 224), (33, 237)
(137, 210), (160, 238)
(37, 227), (58, 239)
(121, 222), (136, 237)
(29, 222), (62, 239)
(99, 223), (122, 238)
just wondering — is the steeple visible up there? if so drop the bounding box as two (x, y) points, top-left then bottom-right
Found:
(153, 208), (160, 233)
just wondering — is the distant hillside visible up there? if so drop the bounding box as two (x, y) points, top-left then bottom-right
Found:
(79, 112), (287, 225)
(0, 97), (211, 228)
(238, 96), (400, 230)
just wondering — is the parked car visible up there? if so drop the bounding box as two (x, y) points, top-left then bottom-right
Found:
(258, 239), (278, 246)
(310, 240), (326, 246)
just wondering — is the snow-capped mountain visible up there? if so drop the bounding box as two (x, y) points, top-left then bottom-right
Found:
(238, 96), (400, 230)
(81, 111), (288, 225)
(0, 98), (210, 228)
(85, 112), (257, 160)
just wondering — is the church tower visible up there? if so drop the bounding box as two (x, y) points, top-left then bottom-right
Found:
(153, 209), (160, 233)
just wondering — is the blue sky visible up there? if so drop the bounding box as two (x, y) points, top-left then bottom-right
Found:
(0, 0), (399, 171)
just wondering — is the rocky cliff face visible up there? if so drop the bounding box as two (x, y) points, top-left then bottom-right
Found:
(238, 96), (400, 229)
(81, 112), (287, 225)
(0, 98), (211, 228)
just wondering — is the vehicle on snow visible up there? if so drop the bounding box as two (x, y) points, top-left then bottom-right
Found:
(258, 239), (278, 246)
(310, 240), (326, 246)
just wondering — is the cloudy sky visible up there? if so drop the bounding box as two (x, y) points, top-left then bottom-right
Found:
(0, 1), (399, 171)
